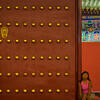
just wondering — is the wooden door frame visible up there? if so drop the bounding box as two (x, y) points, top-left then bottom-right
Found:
(75, 0), (82, 99)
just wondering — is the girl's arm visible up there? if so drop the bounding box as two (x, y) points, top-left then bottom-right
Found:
(88, 81), (92, 96)
(78, 82), (82, 97)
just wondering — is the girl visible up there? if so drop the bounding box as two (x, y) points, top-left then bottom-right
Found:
(78, 71), (95, 100)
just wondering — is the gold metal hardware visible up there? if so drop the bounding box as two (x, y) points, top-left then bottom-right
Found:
(15, 73), (19, 76)
(56, 23), (60, 27)
(56, 7), (60, 10)
(15, 40), (19, 43)
(7, 73), (11, 76)
(15, 6), (19, 10)
(1, 27), (8, 38)
(40, 56), (44, 60)
(32, 6), (36, 10)
(48, 56), (52, 60)
(32, 40), (36, 43)
(32, 89), (35, 93)
(7, 6), (11, 10)
(65, 56), (68, 60)
(23, 40), (27, 43)
(65, 40), (68, 43)
(56, 73), (60, 76)
(32, 56), (35, 60)
(40, 7), (44, 10)
(7, 56), (11, 60)
(32, 73), (35, 76)
(48, 7), (52, 10)
(65, 7), (69, 10)
(56, 89), (60, 93)
(0, 56), (2, 60)
(23, 56), (27, 60)
(56, 56), (60, 60)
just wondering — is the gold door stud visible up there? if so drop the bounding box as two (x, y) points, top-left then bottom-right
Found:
(56, 73), (60, 76)
(24, 23), (27, 26)
(0, 89), (2, 93)
(40, 40), (44, 43)
(0, 56), (2, 60)
(15, 56), (19, 60)
(48, 89), (52, 93)
(0, 73), (2, 76)
(32, 73), (35, 76)
(24, 56), (27, 60)
(65, 23), (68, 27)
(40, 73), (44, 76)
(65, 56), (68, 60)
(40, 23), (44, 27)
(15, 73), (19, 76)
(56, 23), (60, 27)
(32, 40), (36, 43)
(0, 6), (2, 10)
(0, 40), (2, 43)
(15, 89), (19, 93)
(15, 6), (19, 10)
(15, 40), (19, 43)
(40, 7), (44, 10)
(48, 40), (52, 43)
(23, 73), (27, 76)
(65, 40), (68, 43)
(7, 39), (11, 43)
(23, 89), (27, 93)
(48, 7), (52, 10)
(56, 89), (60, 93)
(24, 6), (27, 10)
(48, 73), (52, 76)
(23, 40), (27, 43)
(56, 40), (60, 43)
(7, 23), (11, 26)
(40, 56), (44, 60)
(7, 56), (11, 60)
(48, 23), (52, 27)
(32, 6), (36, 10)
(0, 23), (2, 26)
(56, 6), (61, 10)
(32, 89), (35, 93)
(7, 73), (11, 76)
(15, 23), (19, 26)
(32, 23), (36, 27)
(48, 56), (52, 60)
(56, 56), (60, 60)
(65, 73), (68, 76)
(40, 89), (43, 93)
(65, 89), (68, 93)
(65, 7), (69, 10)
(7, 6), (11, 10)
(32, 56), (36, 60)
(7, 89), (10, 93)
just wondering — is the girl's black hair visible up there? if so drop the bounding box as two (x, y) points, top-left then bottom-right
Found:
(78, 71), (92, 87)
(78, 71), (91, 82)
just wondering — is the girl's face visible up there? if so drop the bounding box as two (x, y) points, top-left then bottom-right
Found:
(82, 73), (88, 79)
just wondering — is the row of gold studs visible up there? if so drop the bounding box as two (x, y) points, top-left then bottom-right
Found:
(0, 40), (69, 43)
(0, 6), (69, 10)
(0, 73), (69, 76)
(0, 23), (69, 26)
(0, 89), (69, 93)
(0, 56), (69, 60)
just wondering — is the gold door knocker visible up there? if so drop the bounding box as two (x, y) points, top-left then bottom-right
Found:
(1, 27), (8, 38)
